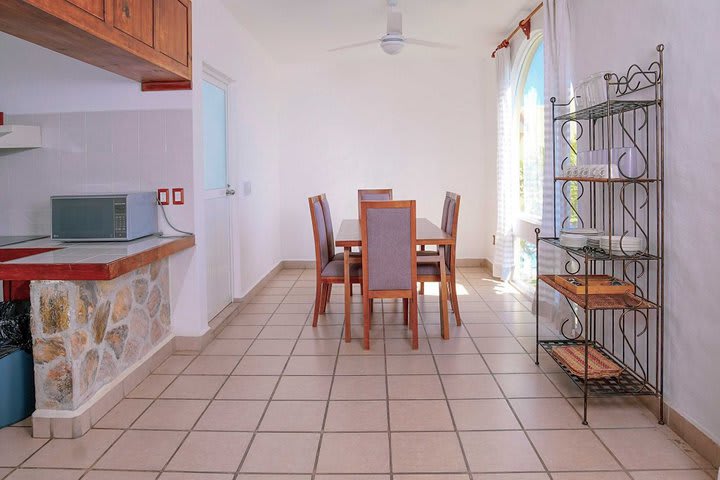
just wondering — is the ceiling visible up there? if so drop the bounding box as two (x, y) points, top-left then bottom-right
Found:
(222, 0), (539, 62)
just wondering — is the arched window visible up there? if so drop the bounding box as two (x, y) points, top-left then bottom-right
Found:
(512, 34), (544, 291)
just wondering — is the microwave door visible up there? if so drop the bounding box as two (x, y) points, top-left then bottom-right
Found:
(52, 198), (117, 240)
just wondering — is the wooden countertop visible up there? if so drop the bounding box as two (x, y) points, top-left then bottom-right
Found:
(0, 235), (195, 281)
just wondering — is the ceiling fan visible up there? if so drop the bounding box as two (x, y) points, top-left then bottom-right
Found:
(329, 0), (456, 55)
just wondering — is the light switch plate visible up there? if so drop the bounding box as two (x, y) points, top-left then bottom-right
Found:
(243, 181), (252, 196)
(172, 188), (185, 205)
(157, 188), (170, 205)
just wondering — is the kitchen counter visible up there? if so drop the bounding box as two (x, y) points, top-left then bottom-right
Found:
(0, 234), (195, 281)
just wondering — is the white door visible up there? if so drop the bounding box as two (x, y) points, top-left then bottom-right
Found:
(203, 72), (235, 321)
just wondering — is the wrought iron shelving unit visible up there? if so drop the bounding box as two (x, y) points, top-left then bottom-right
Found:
(535, 44), (665, 425)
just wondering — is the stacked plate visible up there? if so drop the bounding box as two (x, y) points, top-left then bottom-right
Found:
(559, 228), (602, 249)
(599, 235), (645, 255)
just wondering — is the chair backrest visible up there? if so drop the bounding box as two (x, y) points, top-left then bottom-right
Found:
(319, 194), (335, 258)
(441, 192), (461, 271)
(360, 200), (417, 294)
(357, 189), (393, 218)
(308, 194), (331, 276)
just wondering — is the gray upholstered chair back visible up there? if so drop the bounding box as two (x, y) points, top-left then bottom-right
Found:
(362, 201), (416, 292)
(357, 189), (393, 217)
(309, 196), (331, 270)
(441, 193), (460, 270)
(320, 195), (335, 257)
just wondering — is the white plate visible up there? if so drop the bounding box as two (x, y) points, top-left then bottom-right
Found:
(561, 228), (601, 236)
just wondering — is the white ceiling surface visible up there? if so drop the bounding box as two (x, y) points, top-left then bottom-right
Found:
(222, 0), (539, 62)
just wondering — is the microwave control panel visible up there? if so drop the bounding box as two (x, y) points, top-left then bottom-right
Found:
(113, 200), (128, 239)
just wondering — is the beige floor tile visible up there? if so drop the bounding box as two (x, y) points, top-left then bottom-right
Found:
(83, 471), (160, 480)
(160, 473), (233, 480)
(0, 468), (11, 479)
(160, 375), (226, 399)
(284, 294), (316, 304)
(429, 338), (479, 355)
(424, 323), (469, 338)
(260, 287), (291, 295)
(630, 471), (712, 479)
(316, 476), (388, 480)
(596, 428), (699, 470)
(335, 356), (385, 375)
(331, 376), (387, 400)
(132, 399), (208, 430)
(301, 325), (343, 339)
(241, 433), (320, 473)
(218, 325), (264, 339)
(260, 401), (327, 431)
(385, 325), (428, 338)
(293, 339), (340, 356)
(217, 376), (279, 400)
(317, 432), (390, 473)
(251, 295), (284, 304)
(232, 356), (288, 375)
(389, 400), (454, 431)
(434, 355), (489, 374)
(391, 432), (466, 473)
(236, 475), (309, 480)
(460, 431), (543, 473)
(5, 470), (83, 480)
(95, 430), (184, 470)
(127, 374), (175, 398)
(25, 429), (121, 469)
(195, 400), (266, 431)
(527, 430), (620, 471)
(284, 356), (337, 375)
(258, 325), (303, 339)
(449, 399), (520, 430)
(154, 355), (195, 374)
(229, 313), (271, 326)
(202, 339), (253, 356)
(167, 431), (251, 472)
(273, 376), (332, 400)
(94, 399), (152, 429)
(184, 355), (241, 375)
(568, 397), (658, 428)
(386, 355), (436, 375)
(241, 304), (278, 314)
(484, 354), (541, 374)
(552, 473), (631, 480)
(510, 398), (584, 429)
(394, 475), (471, 480)
(267, 313), (310, 326)
(465, 324), (513, 337)
(246, 339), (297, 356)
(495, 374), (562, 398)
(472, 474), (549, 480)
(337, 338), (385, 356)
(276, 304), (312, 314)
(458, 312), (503, 324)
(441, 372), (503, 398)
(387, 375), (444, 399)
(545, 372), (583, 397)
(385, 338), (431, 355)
(474, 337), (527, 354)
(324, 401), (388, 431)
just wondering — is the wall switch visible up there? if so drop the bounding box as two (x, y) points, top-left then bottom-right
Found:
(172, 188), (185, 205)
(243, 181), (252, 196)
(157, 188), (170, 205)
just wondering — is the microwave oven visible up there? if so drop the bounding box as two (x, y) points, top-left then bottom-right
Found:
(51, 192), (158, 241)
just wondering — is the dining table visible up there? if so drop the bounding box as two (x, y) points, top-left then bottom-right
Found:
(335, 217), (455, 342)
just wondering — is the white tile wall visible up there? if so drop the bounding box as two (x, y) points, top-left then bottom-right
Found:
(0, 109), (193, 236)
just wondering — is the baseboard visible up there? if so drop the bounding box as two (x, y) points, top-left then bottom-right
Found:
(32, 336), (175, 438)
(280, 260), (314, 269)
(639, 397), (720, 468)
(174, 302), (241, 352)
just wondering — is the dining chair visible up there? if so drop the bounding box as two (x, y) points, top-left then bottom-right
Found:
(309, 194), (362, 327)
(357, 188), (393, 218)
(418, 192), (462, 326)
(360, 200), (418, 350)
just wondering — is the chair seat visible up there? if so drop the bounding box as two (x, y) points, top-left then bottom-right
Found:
(322, 260), (362, 278)
(417, 262), (450, 276)
(417, 249), (439, 256)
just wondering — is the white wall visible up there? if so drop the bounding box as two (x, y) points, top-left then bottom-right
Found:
(567, 0), (720, 443)
(276, 51), (497, 262)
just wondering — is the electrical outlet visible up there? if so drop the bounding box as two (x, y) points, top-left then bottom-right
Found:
(172, 188), (185, 205)
(157, 188), (170, 205)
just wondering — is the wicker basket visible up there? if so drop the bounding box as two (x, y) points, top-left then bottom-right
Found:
(550, 344), (624, 379)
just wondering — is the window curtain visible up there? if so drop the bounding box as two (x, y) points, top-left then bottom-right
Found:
(540, 0), (573, 316)
(493, 47), (518, 280)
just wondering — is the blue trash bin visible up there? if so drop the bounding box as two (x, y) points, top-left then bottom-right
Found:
(0, 348), (35, 428)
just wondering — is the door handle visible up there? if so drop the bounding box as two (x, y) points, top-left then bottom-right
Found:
(226, 187), (236, 196)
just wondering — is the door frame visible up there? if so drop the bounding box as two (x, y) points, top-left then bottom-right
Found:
(202, 63), (236, 319)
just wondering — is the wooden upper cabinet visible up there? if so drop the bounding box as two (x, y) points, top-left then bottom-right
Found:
(113, 0), (154, 46)
(0, 0), (191, 89)
(155, 0), (190, 66)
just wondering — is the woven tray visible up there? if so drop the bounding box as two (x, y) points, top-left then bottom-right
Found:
(550, 344), (624, 379)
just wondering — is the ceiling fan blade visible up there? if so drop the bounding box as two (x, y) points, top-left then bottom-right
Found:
(387, 7), (402, 35)
(328, 39), (378, 52)
(405, 38), (458, 49)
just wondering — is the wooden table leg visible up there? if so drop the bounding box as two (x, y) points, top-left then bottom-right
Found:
(438, 249), (449, 339)
(344, 247), (352, 343)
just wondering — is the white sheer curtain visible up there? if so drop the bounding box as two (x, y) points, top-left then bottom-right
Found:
(540, 0), (573, 317)
(493, 48), (518, 280)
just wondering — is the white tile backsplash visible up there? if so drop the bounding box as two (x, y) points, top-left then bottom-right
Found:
(0, 109), (193, 236)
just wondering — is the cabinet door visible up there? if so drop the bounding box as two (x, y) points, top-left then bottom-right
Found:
(113, 0), (153, 46)
(155, 0), (189, 65)
(65, 0), (105, 19)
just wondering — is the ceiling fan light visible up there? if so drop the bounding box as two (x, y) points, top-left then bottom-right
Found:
(380, 37), (404, 55)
